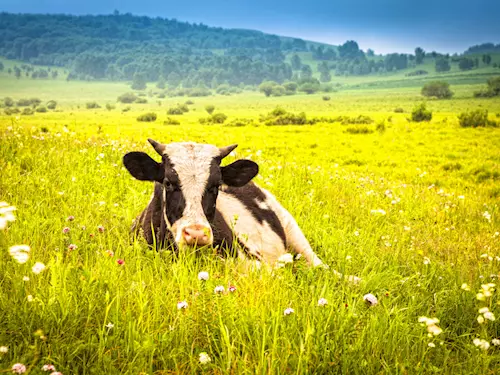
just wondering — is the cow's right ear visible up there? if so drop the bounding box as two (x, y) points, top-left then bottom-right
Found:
(123, 152), (164, 182)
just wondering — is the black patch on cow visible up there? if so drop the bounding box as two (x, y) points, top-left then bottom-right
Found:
(224, 183), (287, 247)
(161, 155), (186, 227)
(123, 152), (164, 182)
(221, 160), (259, 187)
(202, 159), (223, 223)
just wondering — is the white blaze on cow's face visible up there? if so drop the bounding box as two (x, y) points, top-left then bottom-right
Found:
(123, 139), (258, 250)
(161, 142), (221, 246)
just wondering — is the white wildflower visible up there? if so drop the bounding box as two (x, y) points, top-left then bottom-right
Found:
(284, 307), (295, 316)
(428, 342), (436, 348)
(8, 245), (30, 264)
(473, 338), (490, 350)
(0, 346), (7, 353)
(32, 262), (46, 274)
(492, 338), (500, 346)
(477, 315), (485, 324)
(177, 301), (188, 310)
(23, 276), (30, 282)
(484, 311), (495, 321)
(370, 209), (386, 216)
(214, 285), (225, 294)
(105, 322), (114, 329)
(199, 352), (211, 365)
(11, 363), (26, 374)
(363, 293), (378, 306)
(198, 271), (209, 281)
(276, 253), (294, 268)
(317, 298), (328, 307)
(461, 283), (470, 291)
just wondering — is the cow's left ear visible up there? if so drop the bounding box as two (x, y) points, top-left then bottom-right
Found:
(221, 159), (259, 187)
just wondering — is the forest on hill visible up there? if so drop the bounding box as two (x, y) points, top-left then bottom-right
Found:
(0, 12), (499, 89)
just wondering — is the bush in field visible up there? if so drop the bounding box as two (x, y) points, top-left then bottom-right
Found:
(259, 81), (278, 97)
(341, 115), (373, 125)
(135, 98), (148, 104)
(122, 106), (131, 112)
(475, 76), (500, 98)
(406, 70), (428, 77)
(283, 81), (298, 94)
(298, 82), (320, 94)
(271, 85), (286, 97)
(376, 120), (386, 133)
(411, 103), (432, 122)
(458, 109), (496, 128)
(421, 81), (453, 99)
(164, 117), (180, 125)
(345, 126), (373, 134)
(205, 104), (215, 114)
(47, 100), (57, 110)
(188, 87), (211, 97)
(105, 103), (115, 111)
(225, 118), (257, 127)
(394, 107), (404, 113)
(261, 107), (309, 125)
(210, 113), (227, 124)
(137, 112), (157, 122)
(322, 96), (331, 101)
(17, 98), (32, 107)
(30, 98), (42, 106)
(167, 107), (184, 115)
(178, 104), (189, 113)
(86, 102), (101, 109)
(4, 108), (20, 115)
(117, 92), (138, 103)
(35, 106), (47, 113)
(435, 58), (451, 72)
(21, 107), (34, 115)
(185, 100), (194, 105)
(3, 97), (14, 107)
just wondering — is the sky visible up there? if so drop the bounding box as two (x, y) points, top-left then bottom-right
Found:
(1, 0), (499, 54)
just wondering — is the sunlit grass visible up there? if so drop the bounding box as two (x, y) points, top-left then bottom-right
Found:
(0, 84), (500, 373)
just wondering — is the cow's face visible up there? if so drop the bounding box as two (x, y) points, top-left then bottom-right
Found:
(123, 139), (258, 248)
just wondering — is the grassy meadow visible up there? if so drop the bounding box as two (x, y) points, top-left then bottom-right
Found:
(1, 71), (500, 374)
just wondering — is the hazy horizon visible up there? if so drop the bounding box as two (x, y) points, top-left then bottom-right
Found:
(1, 0), (499, 54)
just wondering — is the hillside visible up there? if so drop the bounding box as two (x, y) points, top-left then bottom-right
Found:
(0, 12), (499, 90)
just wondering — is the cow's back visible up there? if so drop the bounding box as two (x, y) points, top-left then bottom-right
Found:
(213, 182), (289, 263)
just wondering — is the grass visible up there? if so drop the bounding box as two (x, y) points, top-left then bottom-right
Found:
(0, 76), (500, 374)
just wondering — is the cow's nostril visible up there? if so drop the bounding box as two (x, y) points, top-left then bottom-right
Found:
(182, 225), (211, 245)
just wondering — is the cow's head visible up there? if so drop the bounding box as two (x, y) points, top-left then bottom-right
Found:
(123, 139), (258, 248)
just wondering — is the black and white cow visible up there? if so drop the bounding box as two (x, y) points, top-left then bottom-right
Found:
(123, 139), (325, 267)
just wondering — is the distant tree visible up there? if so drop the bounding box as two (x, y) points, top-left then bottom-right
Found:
(7, 68), (12, 75)
(291, 54), (302, 70)
(167, 72), (182, 87)
(51, 71), (58, 79)
(298, 81), (320, 94)
(415, 47), (425, 64)
(131, 72), (147, 90)
(366, 49), (375, 57)
(474, 58), (479, 68)
(421, 81), (453, 99)
(14, 66), (21, 79)
(271, 85), (286, 96)
(283, 81), (298, 94)
(259, 81), (278, 97)
(317, 61), (329, 75)
(459, 58), (475, 71)
(435, 58), (451, 72)
(487, 76), (500, 95)
(156, 75), (166, 89)
(205, 104), (215, 114)
(338, 40), (364, 59)
(320, 71), (331, 82)
(0, 62), (4, 71)
(482, 54), (492, 65)
(300, 64), (313, 80)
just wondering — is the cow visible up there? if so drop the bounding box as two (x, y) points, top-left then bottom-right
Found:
(123, 139), (326, 268)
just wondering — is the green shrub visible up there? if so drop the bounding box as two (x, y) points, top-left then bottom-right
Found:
(411, 103), (432, 122)
(271, 85), (285, 97)
(86, 102), (101, 109)
(322, 96), (331, 101)
(179, 104), (189, 113)
(188, 87), (211, 97)
(205, 104), (215, 114)
(135, 98), (148, 104)
(185, 100), (194, 105)
(47, 100), (57, 110)
(3, 97), (14, 107)
(473, 89), (496, 98)
(117, 92), (138, 103)
(225, 118), (257, 127)
(376, 121), (386, 133)
(21, 107), (34, 115)
(406, 70), (428, 77)
(164, 117), (180, 125)
(30, 98), (42, 106)
(105, 103), (115, 111)
(136, 112), (157, 122)
(4, 107), (20, 115)
(167, 107), (184, 115)
(345, 126), (373, 134)
(421, 81), (453, 99)
(458, 109), (496, 128)
(210, 112), (227, 124)
(394, 107), (404, 113)
(122, 106), (131, 112)
(442, 162), (462, 171)
(17, 98), (32, 107)
(35, 106), (47, 113)
(341, 115), (373, 125)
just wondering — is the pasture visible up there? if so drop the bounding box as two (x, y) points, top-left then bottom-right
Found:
(1, 75), (500, 374)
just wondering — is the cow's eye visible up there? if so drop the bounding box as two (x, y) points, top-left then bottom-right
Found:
(164, 180), (174, 191)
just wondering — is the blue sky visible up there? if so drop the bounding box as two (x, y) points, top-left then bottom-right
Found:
(1, 0), (499, 54)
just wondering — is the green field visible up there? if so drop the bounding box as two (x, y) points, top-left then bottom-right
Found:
(1, 73), (500, 374)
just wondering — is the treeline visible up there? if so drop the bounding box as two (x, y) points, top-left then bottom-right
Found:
(0, 12), (306, 85)
(465, 43), (500, 55)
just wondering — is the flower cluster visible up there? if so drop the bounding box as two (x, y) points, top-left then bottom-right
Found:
(476, 283), (495, 301)
(9, 245), (30, 264)
(473, 338), (490, 350)
(418, 316), (443, 336)
(477, 307), (495, 324)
